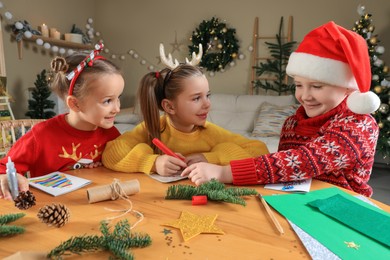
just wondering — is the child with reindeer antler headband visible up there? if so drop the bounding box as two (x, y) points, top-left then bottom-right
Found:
(0, 44), (124, 200)
(102, 43), (269, 177)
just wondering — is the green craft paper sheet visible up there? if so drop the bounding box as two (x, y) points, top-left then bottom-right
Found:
(263, 187), (390, 260)
(308, 194), (390, 247)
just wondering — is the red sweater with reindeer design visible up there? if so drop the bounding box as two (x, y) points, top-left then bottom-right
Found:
(0, 114), (120, 177)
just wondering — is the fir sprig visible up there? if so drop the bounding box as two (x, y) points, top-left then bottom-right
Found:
(165, 179), (258, 206)
(47, 219), (152, 260)
(0, 213), (26, 237)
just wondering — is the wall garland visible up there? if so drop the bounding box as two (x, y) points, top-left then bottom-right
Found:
(0, 2), (247, 75)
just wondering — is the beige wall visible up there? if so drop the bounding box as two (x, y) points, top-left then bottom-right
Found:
(1, 0), (390, 118)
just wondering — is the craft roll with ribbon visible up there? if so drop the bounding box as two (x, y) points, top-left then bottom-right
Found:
(87, 179), (140, 203)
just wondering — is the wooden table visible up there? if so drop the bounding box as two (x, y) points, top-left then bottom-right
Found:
(1, 167), (389, 259)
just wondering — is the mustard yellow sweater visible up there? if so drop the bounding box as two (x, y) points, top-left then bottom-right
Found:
(102, 116), (269, 174)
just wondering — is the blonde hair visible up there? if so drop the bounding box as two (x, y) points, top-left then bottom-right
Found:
(137, 64), (204, 153)
(50, 53), (122, 101)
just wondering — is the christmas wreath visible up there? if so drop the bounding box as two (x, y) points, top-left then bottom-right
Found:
(189, 17), (239, 72)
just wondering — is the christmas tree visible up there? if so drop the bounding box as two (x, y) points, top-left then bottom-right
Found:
(352, 5), (390, 159)
(253, 17), (296, 95)
(25, 69), (56, 119)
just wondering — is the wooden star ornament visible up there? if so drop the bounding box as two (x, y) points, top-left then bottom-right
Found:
(170, 31), (183, 53)
(163, 211), (224, 241)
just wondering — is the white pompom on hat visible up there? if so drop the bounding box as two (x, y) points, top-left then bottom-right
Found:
(286, 21), (380, 114)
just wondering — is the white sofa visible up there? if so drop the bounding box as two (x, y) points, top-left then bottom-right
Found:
(114, 93), (298, 153)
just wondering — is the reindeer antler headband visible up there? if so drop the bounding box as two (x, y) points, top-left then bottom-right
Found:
(159, 43), (203, 69)
(66, 42), (105, 95)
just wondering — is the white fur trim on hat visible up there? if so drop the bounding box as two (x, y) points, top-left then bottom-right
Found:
(346, 91), (381, 114)
(286, 52), (358, 89)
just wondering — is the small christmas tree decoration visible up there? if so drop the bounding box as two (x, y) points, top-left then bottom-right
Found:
(25, 69), (56, 119)
(37, 203), (70, 228)
(165, 179), (258, 206)
(47, 219), (152, 259)
(0, 213), (26, 237)
(14, 190), (36, 210)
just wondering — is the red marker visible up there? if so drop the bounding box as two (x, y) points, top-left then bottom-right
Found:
(152, 138), (185, 161)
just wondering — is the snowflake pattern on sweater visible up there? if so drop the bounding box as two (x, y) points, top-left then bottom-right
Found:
(231, 100), (379, 197)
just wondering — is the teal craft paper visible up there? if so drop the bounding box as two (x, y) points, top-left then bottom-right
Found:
(263, 187), (390, 259)
(308, 194), (390, 247)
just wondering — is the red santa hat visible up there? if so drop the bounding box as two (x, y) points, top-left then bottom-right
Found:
(286, 21), (380, 114)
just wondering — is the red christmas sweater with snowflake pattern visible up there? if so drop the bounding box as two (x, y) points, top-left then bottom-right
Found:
(0, 114), (120, 177)
(230, 99), (379, 197)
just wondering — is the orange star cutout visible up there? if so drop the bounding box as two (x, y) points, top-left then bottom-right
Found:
(164, 211), (224, 241)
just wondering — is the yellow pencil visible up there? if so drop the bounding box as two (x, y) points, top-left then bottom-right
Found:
(258, 194), (284, 235)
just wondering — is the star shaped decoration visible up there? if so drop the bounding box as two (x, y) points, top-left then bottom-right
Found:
(161, 228), (172, 235)
(163, 211), (224, 241)
(344, 241), (360, 250)
(170, 31), (183, 54)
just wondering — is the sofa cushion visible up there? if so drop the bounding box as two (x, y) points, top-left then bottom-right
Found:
(252, 102), (299, 137)
(208, 94), (296, 135)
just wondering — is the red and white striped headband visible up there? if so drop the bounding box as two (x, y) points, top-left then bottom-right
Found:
(66, 42), (105, 95)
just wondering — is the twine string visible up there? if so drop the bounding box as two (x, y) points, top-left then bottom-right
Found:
(103, 179), (144, 229)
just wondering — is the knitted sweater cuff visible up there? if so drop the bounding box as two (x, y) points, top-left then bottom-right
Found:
(230, 158), (258, 185)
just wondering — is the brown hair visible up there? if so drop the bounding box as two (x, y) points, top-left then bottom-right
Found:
(50, 52), (122, 101)
(137, 64), (204, 153)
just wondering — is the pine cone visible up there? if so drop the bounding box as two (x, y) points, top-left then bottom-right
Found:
(14, 190), (36, 210)
(37, 203), (70, 228)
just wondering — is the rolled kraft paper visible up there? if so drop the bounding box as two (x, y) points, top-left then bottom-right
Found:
(87, 179), (140, 203)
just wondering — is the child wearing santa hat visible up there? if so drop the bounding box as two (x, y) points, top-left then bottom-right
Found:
(181, 21), (380, 197)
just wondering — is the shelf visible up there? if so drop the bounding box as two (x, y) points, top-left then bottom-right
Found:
(16, 34), (94, 59)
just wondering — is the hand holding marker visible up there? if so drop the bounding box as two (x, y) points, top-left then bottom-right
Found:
(152, 138), (185, 161)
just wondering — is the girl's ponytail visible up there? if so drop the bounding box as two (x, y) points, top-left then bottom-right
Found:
(137, 71), (164, 153)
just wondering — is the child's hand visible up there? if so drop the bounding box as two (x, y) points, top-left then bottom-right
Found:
(0, 173), (29, 200)
(181, 163), (233, 186)
(84, 161), (103, 169)
(185, 153), (207, 165)
(155, 155), (187, 176)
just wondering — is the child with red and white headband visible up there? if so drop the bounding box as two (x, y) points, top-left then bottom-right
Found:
(181, 21), (380, 197)
(0, 44), (124, 200)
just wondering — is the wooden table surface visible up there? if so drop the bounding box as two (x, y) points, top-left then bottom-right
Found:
(1, 167), (389, 259)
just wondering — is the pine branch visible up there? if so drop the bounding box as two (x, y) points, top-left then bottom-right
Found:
(0, 213), (25, 225)
(0, 213), (26, 237)
(0, 225), (25, 236)
(165, 179), (258, 206)
(48, 235), (103, 256)
(47, 219), (152, 259)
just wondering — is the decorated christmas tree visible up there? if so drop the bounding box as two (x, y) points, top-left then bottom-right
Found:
(25, 69), (56, 119)
(352, 5), (390, 159)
